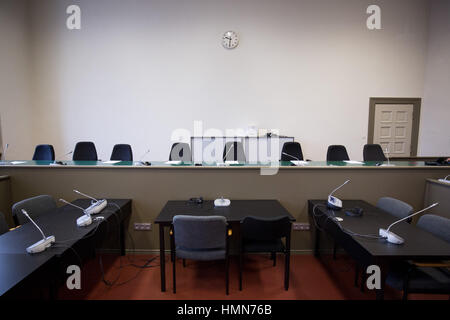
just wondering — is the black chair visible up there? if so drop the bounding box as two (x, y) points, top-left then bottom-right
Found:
(12, 195), (57, 226)
(223, 142), (246, 162)
(327, 145), (350, 161)
(73, 142), (98, 161)
(0, 212), (9, 235)
(170, 215), (231, 294)
(32, 144), (55, 161)
(281, 142), (304, 161)
(110, 144), (133, 161)
(386, 214), (450, 300)
(169, 143), (191, 162)
(363, 144), (387, 162)
(239, 216), (292, 290)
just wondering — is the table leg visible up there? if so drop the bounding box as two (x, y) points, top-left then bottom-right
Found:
(314, 225), (321, 258)
(120, 221), (126, 256)
(159, 224), (166, 292)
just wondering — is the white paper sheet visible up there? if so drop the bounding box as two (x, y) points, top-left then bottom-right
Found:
(290, 160), (309, 166)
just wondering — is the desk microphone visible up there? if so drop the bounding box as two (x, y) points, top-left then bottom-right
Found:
(73, 189), (107, 215)
(59, 199), (93, 227)
(51, 150), (73, 165)
(327, 180), (350, 210)
(138, 149), (151, 166)
(438, 175), (450, 184)
(379, 202), (439, 245)
(21, 209), (55, 253)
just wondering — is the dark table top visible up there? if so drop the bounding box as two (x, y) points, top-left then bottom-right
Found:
(0, 253), (52, 296)
(155, 200), (295, 224)
(309, 200), (450, 259)
(0, 199), (131, 296)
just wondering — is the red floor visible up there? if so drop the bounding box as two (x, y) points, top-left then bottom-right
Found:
(59, 253), (449, 300)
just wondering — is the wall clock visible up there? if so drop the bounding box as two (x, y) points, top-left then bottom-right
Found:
(222, 31), (239, 49)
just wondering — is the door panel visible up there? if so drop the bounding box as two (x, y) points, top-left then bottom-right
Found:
(373, 104), (413, 157)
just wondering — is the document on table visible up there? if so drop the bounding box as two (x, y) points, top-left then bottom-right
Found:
(103, 161), (121, 164)
(11, 161), (26, 165)
(344, 160), (364, 164)
(291, 161), (309, 166)
(165, 161), (182, 165)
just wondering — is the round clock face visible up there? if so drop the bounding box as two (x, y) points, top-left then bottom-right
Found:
(222, 31), (239, 49)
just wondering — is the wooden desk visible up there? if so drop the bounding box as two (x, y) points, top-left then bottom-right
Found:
(308, 200), (450, 300)
(0, 199), (131, 298)
(155, 200), (295, 292)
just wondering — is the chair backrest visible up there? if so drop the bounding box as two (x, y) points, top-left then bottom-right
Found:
(0, 212), (9, 235)
(417, 214), (450, 243)
(110, 144), (133, 161)
(281, 142), (304, 161)
(377, 197), (413, 222)
(12, 195), (57, 225)
(173, 215), (227, 250)
(169, 143), (192, 162)
(241, 216), (291, 241)
(327, 145), (350, 161)
(73, 142), (98, 161)
(363, 144), (387, 162)
(223, 142), (246, 162)
(32, 144), (55, 161)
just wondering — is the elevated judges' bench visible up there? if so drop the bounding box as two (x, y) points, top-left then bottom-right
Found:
(0, 160), (448, 253)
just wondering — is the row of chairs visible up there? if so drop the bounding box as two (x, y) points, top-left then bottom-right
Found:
(0, 194), (448, 298)
(33, 142), (191, 162)
(32, 141), (388, 162)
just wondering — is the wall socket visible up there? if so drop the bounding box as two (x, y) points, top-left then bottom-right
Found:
(134, 223), (152, 231)
(292, 223), (310, 231)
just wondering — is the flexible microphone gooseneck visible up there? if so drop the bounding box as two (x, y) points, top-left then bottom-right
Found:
(282, 152), (300, 162)
(223, 143), (235, 162)
(329, 180), (350, 198)
(379, 202), (439, 244)
(73, 189), (98, 202)
(21, 209), (55, 253)
(59, 198), (93, 227)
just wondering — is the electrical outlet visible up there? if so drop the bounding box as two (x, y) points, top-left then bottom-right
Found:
(292, 223), (310, 231)
(134, 223), (152, 231)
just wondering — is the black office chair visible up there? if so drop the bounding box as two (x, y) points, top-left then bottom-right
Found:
(170, 215), (232, 294)
(0, 212), (9, 235)
(386, 214), (450, 300)
(12, 195), (57, 226)
(73, 142), (98, 161)
(363, 144), (387, 162)
(281, 142), (304, 161)
(223, 142), (246, 162)
(239, 216), (292, 291)
(110, 144), (133, 161)
(327, 145), (350, 161)
(32, 144), (55, 161)
(169, 143), (191, 162)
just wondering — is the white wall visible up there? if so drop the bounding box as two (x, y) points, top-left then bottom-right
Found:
(2, 0), (442, 160)
(0, 0), (34, 160)
(420, 0), (450, 156)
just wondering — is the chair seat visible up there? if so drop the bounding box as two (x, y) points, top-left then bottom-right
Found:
(243, 238), (285, 253)
(176, 247), (226, 261)
(387, 265), (450, 292)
